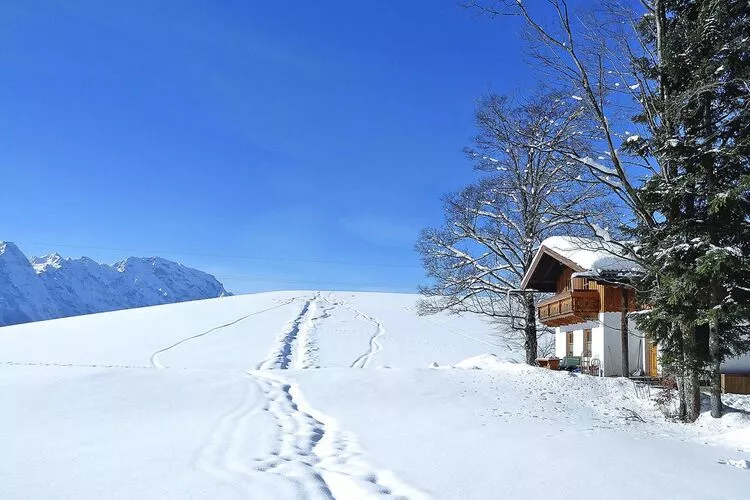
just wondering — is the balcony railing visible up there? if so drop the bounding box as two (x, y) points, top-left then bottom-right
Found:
(537, 289), (600, 327)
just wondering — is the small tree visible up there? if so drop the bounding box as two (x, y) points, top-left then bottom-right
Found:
(417, 92), (603, 364)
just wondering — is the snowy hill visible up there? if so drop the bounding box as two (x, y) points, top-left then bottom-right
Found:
(0, 291), (749, 499)
(0, 241), (230, 326)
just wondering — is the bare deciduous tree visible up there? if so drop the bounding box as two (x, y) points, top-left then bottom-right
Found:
(417, 92), (604, 364)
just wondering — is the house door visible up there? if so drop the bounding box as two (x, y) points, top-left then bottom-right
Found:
(648, 342), (658, 377)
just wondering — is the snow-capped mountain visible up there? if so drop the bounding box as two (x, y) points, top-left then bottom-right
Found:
(0, 241), (231, 327)
(0, 242), (60, 326)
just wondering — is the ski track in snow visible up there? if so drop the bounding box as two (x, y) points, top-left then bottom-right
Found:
(329, 297), (385, 369)
(195, 372), (267, 499)
(318, 294), (382, 369)
(150, 298), (298, 369)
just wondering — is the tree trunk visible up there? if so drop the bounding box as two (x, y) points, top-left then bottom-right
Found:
(524, 294), (538, 365)
(621, 287), (630, 377)
(673, 322), (687, 420)
(685, 368), (702, 422)
(681, 320), (702, 422)
(680, 374), (700, 422)
(708, 308), (723, 418)
(676, 375), (687, 420)
(670, 322), (686, 420)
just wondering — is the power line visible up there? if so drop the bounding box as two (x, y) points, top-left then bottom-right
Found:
(214, 274), (417, 291)
(213, 273), (417, 290)
(17, 241), (422, 269)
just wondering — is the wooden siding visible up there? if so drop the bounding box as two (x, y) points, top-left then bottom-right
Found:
(602, 285), (636, 313)
(537, 289), (600, 327)
(722, 374), (750, 395)
(539, 264), (638, 326)
(647, 342), (658, 377)
(571, 276), (587, 290)
(556, 267), (573, 294)
(553, 264), (637, 312)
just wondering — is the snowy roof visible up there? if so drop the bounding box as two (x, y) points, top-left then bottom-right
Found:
(539, 236), (636, 272)
(521, 236), (641, 291)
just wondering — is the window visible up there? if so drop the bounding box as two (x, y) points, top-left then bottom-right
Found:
(566, 332), (574, 356)
(583, 329), (592, 356)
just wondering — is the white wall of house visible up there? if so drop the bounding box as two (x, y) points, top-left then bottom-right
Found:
(598, 313), (646, 376)
(555, 330), (566, 358)
(554, 313), (648, 377)
(552, 313), (750, 377)
(556, 319), (600, 359)
(573, 329), (584, 356)
(591, 325), (605, 367)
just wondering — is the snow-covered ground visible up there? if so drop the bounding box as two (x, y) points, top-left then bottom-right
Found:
(1, 291), (749, 499)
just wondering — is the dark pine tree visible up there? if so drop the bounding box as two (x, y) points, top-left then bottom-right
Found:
(633, 0), (750, 420)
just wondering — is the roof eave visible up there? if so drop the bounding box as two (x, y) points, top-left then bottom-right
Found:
(521, 246), (588, 291)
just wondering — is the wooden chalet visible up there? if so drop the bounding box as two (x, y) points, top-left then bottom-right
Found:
(521, 237), (654, 377)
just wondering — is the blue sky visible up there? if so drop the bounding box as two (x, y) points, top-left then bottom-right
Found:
(1, 1), (533, 293)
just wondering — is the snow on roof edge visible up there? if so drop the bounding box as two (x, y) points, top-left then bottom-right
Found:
(521, 236), (643, 289)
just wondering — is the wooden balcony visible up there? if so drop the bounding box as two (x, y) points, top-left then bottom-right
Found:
(537, 289), (600, 327)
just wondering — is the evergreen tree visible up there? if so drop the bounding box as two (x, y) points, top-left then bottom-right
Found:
(633, 0), (750, 419)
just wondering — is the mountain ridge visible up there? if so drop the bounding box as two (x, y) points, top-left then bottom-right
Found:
(0, 241), (231, 327)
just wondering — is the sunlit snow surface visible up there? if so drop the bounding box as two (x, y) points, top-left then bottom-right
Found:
(1, 291), (749, 499)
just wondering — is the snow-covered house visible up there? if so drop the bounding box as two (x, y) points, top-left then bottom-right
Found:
(521, 236), (655, 377)
(522, 236), (750, 384)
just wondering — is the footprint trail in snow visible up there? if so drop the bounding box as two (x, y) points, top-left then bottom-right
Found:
(250, 372), (426, 500)
(182, 292), (424, 499)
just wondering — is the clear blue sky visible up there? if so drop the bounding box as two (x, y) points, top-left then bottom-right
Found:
(1, 0), (533, 294)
